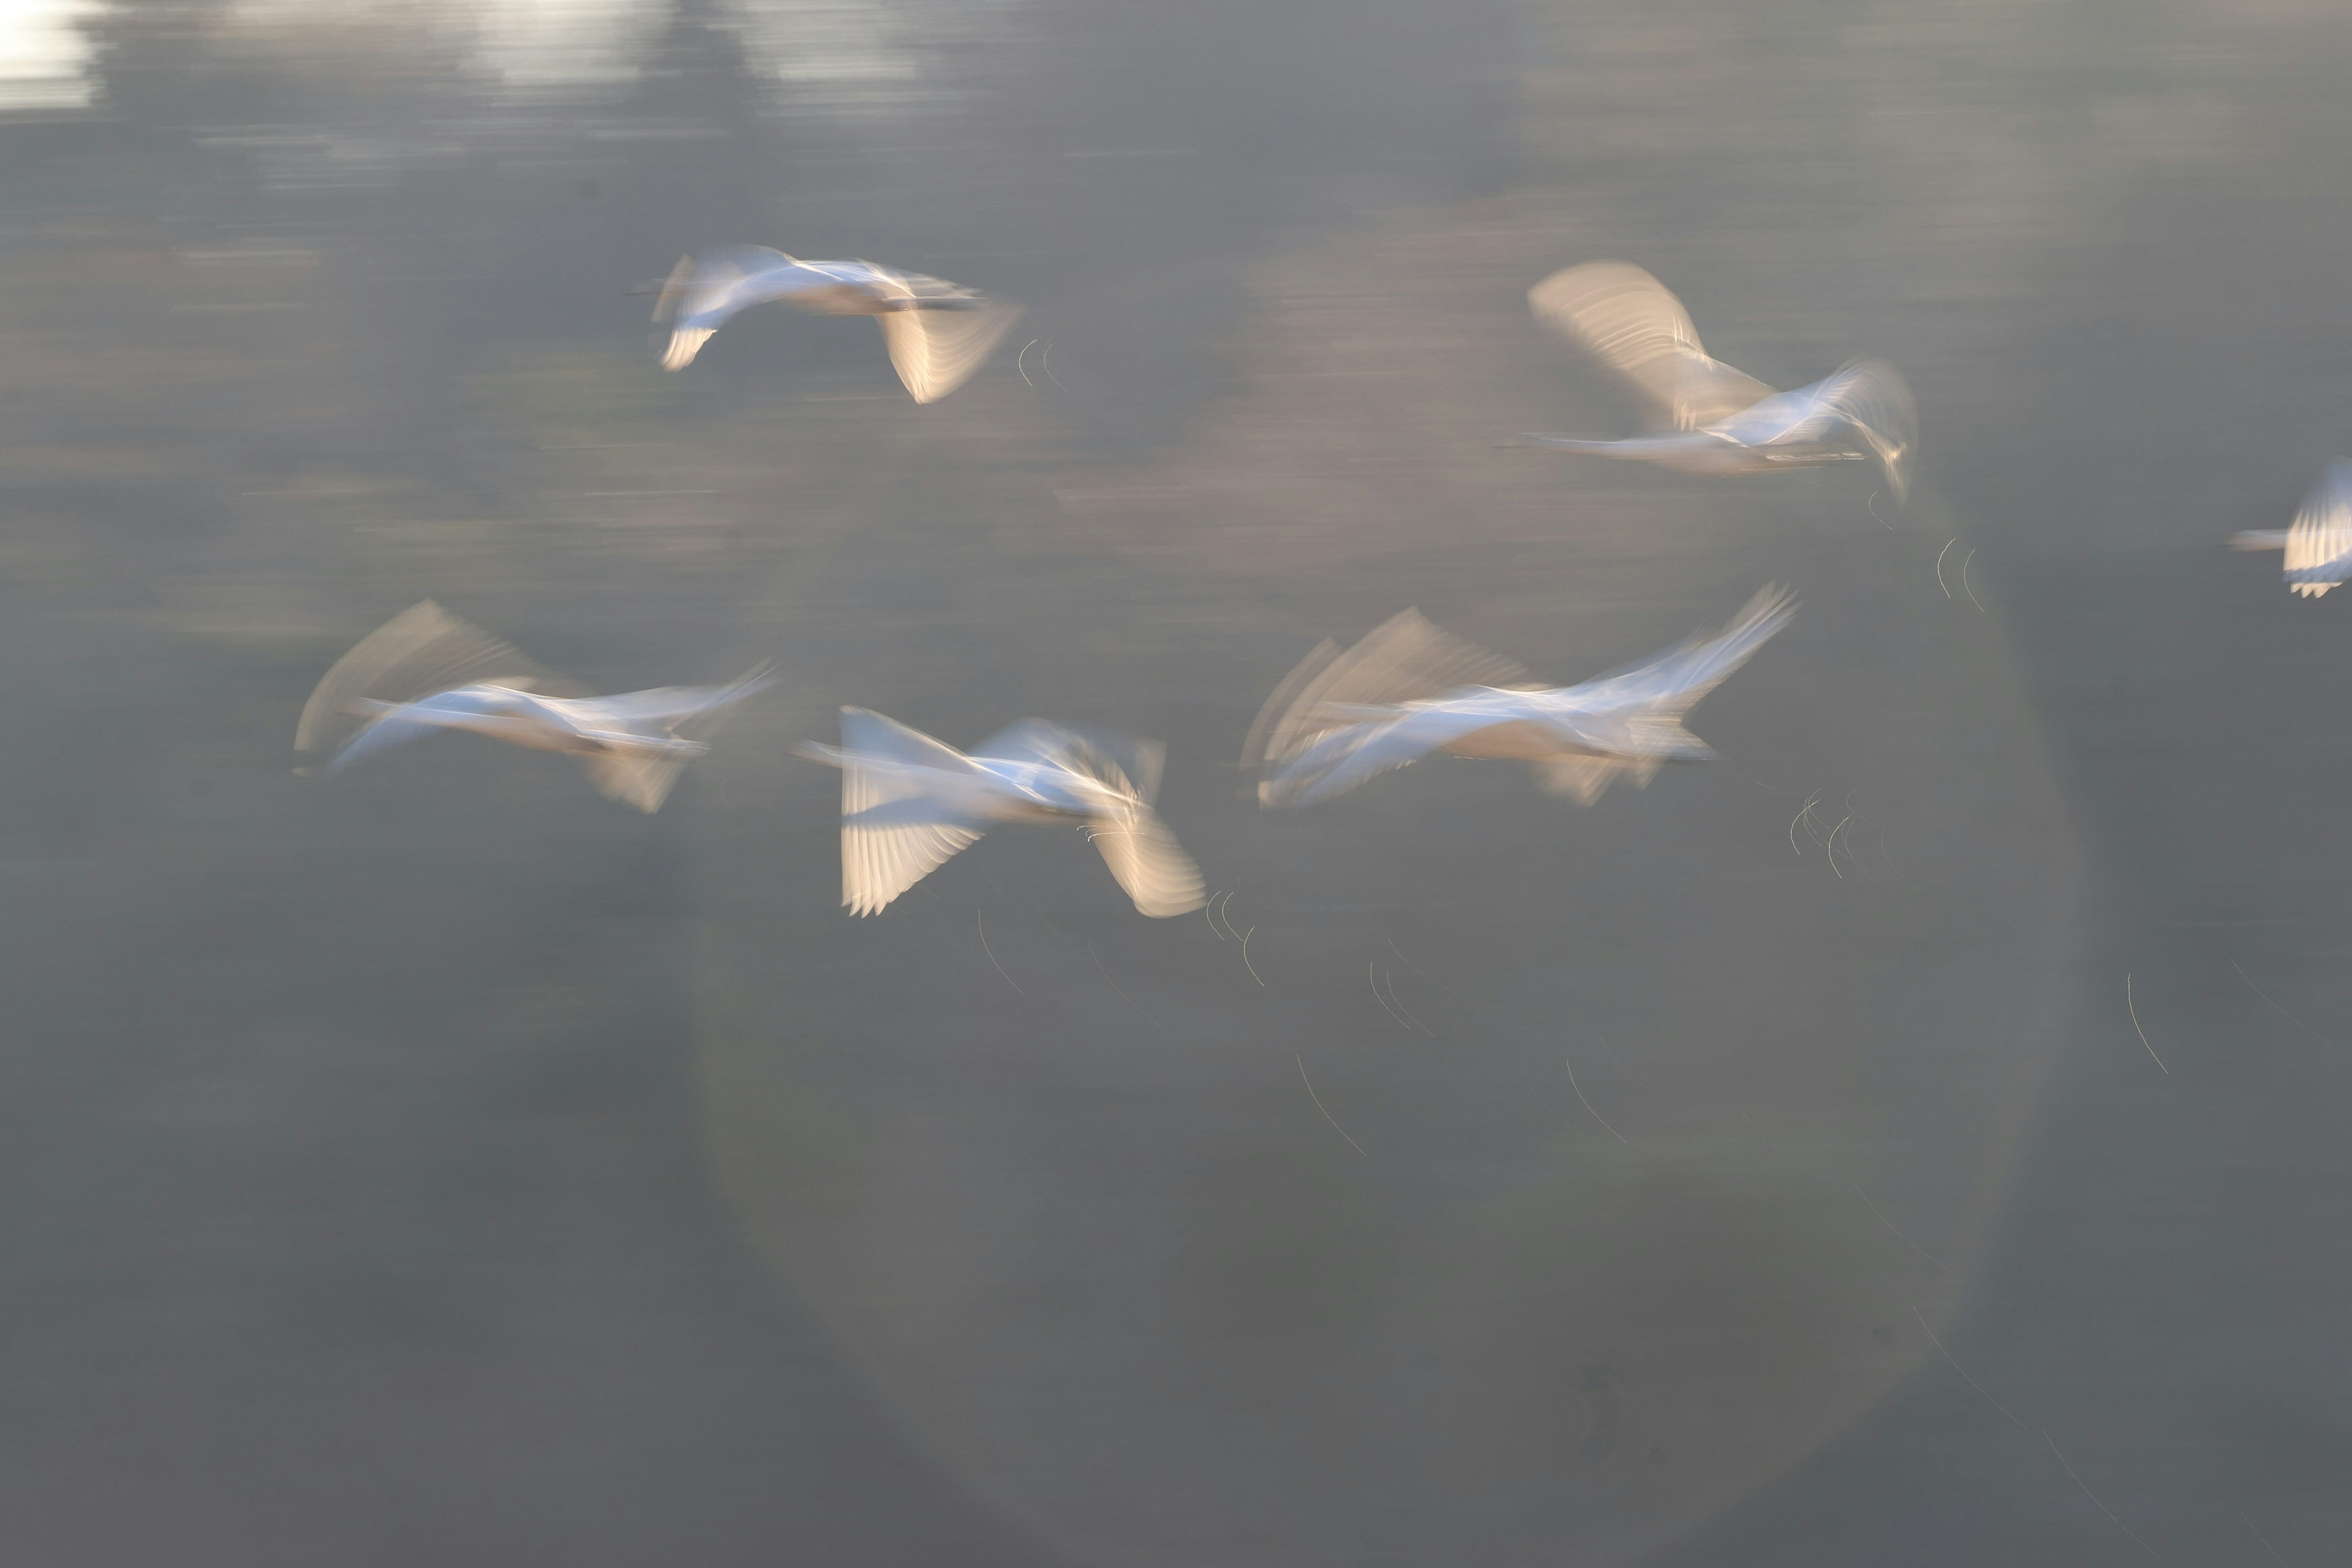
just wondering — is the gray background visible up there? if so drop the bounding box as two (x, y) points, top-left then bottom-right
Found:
(0, 1), (2346, 1562)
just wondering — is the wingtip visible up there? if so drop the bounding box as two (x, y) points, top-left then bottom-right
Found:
(729, 660), (782, 696)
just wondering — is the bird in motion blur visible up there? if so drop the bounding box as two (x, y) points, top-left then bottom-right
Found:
(1520, 262), (1916, 503)
(638, 246), (1022, 404)
(1245, 586), (1798, 809)
(295, 602), (772, 813)
(2230, 458), (2352, 598)
(795, 709), (1205, 918)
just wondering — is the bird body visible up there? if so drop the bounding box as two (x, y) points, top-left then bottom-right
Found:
(1247, 587), (1797, 809)
(1518, 428), (1866, 476)
(334, 687), (718, 766)
(644, 245), (1022, 402)
(1522, 262), (1915, 500)
(296, 603), (769, 813)
(2230, 459), (2352, 597)
(796, 708), (1204, 917)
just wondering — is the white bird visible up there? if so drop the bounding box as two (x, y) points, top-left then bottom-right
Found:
(1245, 586), (1797, 809)
(295, 601), (772, 813)
(2230, 459), (2352, 598)
(1520, 262), (1916, 503)
(640, 245), (1022, 404)
(794, 708), (1205, 918)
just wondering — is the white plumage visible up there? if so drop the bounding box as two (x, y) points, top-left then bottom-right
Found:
(1521, 262), (1915, 502)
(2230, 459), (2352, 598)
(795, 708), (1205, 918)
(1246, 586), (1797, 809)
(646, 245), (1022, 404)
(295, 602), (771, 813)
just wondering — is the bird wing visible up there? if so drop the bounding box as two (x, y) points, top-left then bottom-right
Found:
(1714, 360), (1917, 498)
(573, 663), (778, 730)
(583, 753), (688, 814)
(1243, 608), (1528, 782)
(1238, 636), (1341, 776)
(1259, 702), (1521, 809)
(840, 706), (986, 778)
(1529, 755), (1662, 805)
(965, 720), (1196, 909)
(545, 665), (774, 814)
(656, 245), (808, 369)
(873, 274), (1024, 403)
(295, 603), (578, 771)
(827, 708), (989, 915)
(1562, 584), (1798, 725)
(318, 711), (449, 774)
(973, 717), (1091, 770)
(316, 687), (531, 774)
(976, 719), (1166, 806)
(1087, 801), (1205, 917)
(2283, 459), (2352, 594)
(1529, 262), (1776, 432)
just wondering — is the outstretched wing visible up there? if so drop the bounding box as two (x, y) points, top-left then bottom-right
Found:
(2283, 459), (2352, 597)
(973, 717), (1091, 771)
(1529, 262), (1776, 432)
(872, 271), (1023, 402)
(319, 687), (554, 777)
(1243, 608), (1528, 783)
(295, 603), (569, 770)
(1259, 703), (1520, 810)
(1565, 584), (1798, 723)
(655, 244), (807, 370)
(575, 663), (779, 731)
(826, 707), (988, 916)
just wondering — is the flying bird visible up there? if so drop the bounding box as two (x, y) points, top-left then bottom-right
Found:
(1245, 586), (1797, 809)
(295, 601), (772, 813)
(638, 245), (1022, 404)
(1520, 262), (1916, 502)
(2230, 459), (2352, 597)
(795, 708), (1205, 918)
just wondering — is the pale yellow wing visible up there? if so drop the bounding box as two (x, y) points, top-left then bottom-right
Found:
(1529, 262), (1775, 431)
(868, 270), (1022, 403)
(1243, 608), (1529, 780)
(2283, 459), (2352, 597)
(1088, 802), (1206, 918)
(832, 708), (987, 916)
(294, 602), (573, 768)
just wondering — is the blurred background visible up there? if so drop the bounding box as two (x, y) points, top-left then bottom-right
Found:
(1, 1), (2349, 1562)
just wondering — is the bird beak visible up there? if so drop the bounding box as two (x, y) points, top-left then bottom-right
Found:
(625, 279), (669, 296)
